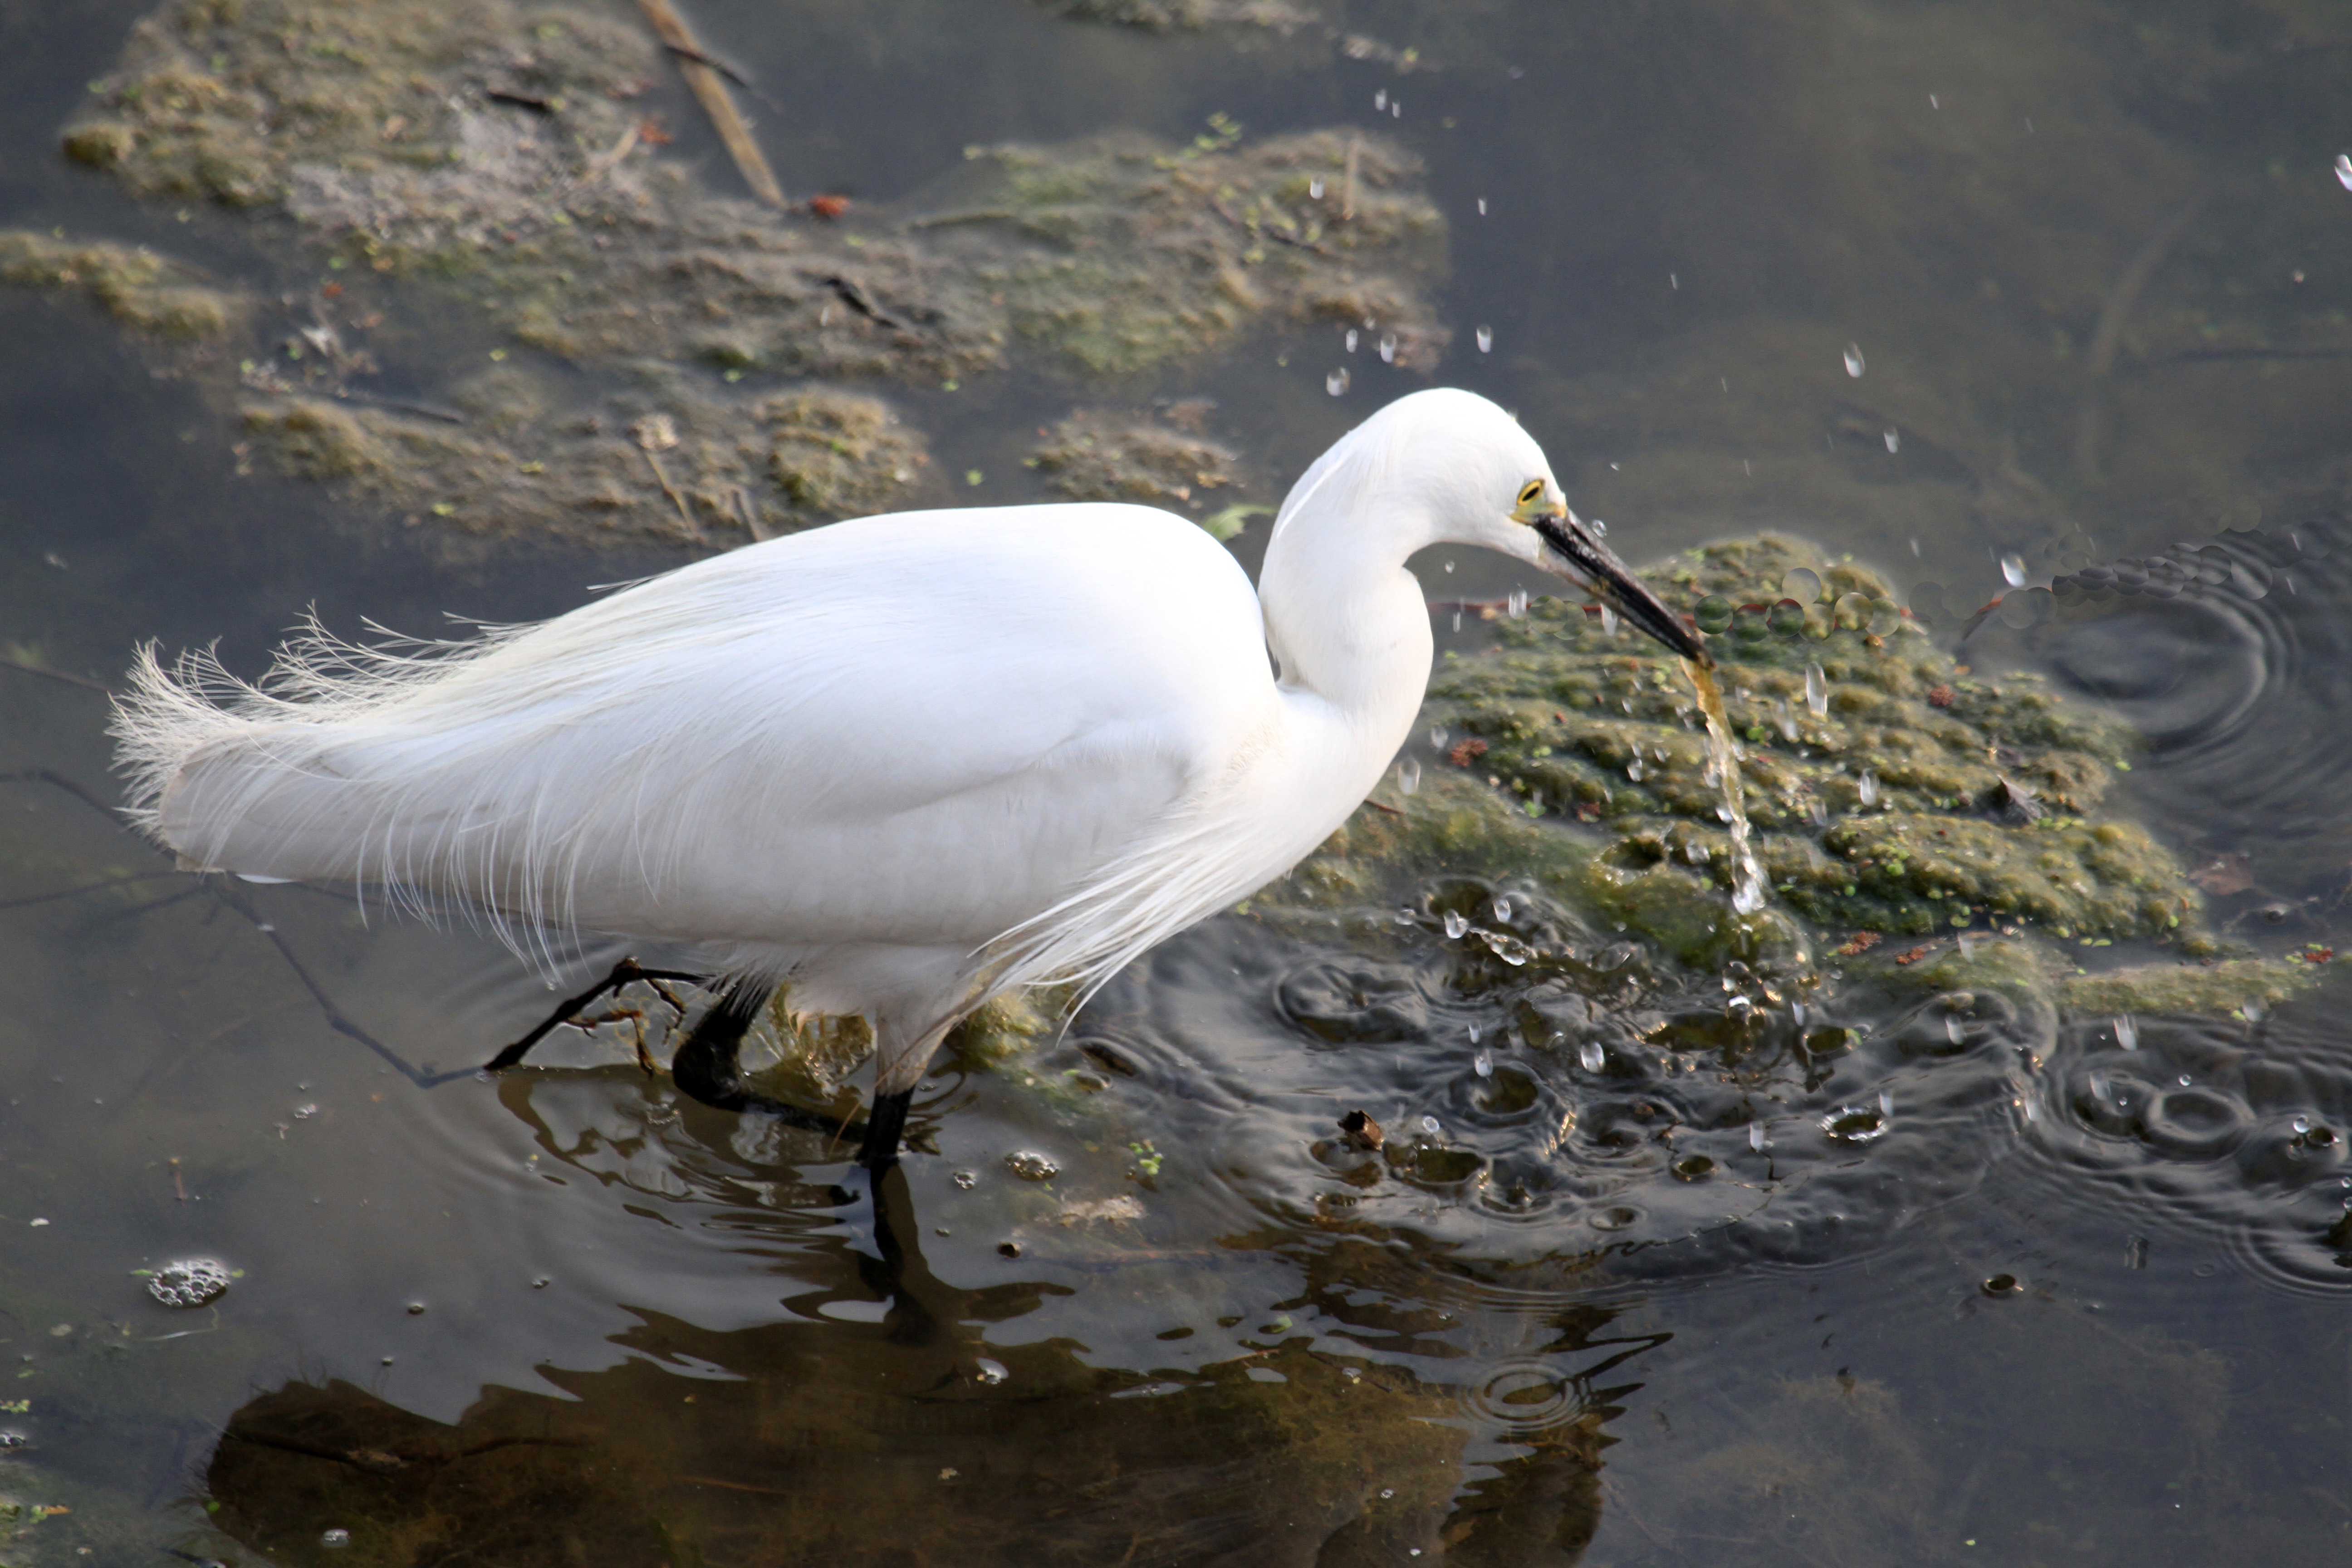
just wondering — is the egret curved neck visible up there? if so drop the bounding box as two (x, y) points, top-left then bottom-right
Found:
(1258, 507), (1435, 747)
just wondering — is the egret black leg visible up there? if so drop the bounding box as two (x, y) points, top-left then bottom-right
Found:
(858, 1087), (915, 1170)
(668, 983), (872, 1143)
(485, 956), (706, 1071)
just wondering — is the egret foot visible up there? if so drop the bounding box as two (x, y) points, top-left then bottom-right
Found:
(668, 983), (869, 1143)
(859, 1087), (916, 1170)
(485, 956), (706, 1071)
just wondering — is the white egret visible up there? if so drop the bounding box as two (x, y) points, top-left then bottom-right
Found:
(113, 388), (1705, 1165)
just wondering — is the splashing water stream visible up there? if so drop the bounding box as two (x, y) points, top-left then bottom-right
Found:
(1686, 660), (1768, 915)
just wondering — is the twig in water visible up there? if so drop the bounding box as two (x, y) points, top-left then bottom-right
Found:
(2073, 188), (2211, 485)
(0, 655), (111, 693)
(635, 0), (784, 206)
(1341, 136), (1359, 222)
(661, 40), (753, 89)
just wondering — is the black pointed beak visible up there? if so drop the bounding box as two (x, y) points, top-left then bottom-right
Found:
(1532, 514), (1712, 666)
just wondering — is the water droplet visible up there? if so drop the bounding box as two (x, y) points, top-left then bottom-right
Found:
(2337, 152), (2352, 191)
(1443, 911), (1469, 939)
(1843, 343), (1865, 377)
(1590, 517), (1608, 537)
(2000, 552), (2028, 587)
(1493, 897), (1511, 921)
(1420, 1115), (1441, 1136)
(2125, 1235), (2148, 1269)
(1429, 726), (1448, 751)
(1379, 332), (1398, 363)
(1749, 1123), (1767, 1152)
(1326, 368), (1350, 396)
(1374, 89), (1387, 110)
(321, 1529), (353, 1549)
(1397, 756), (1421, 795)
(1791, 1002), (1807, 1026)
(2114, 1016), (2137, 1050)
(2244, 998), (2265, 1023)
(1878, 1089), (1893, 1117)
(1473, 1050), (1492, 1078)
(1506, 588), (1528, 618)
(1627, 757), (1644, 782)
(1883, 427), (1900, 453)
(1857, 771), (1879, 808)
(1807, 799), (1828, 826)
(1004, 1150), (1060, 1181)
(292, 1102), (318, 1120)
(2178, 1074), (2194, 1088)
(1598, 604), (1619, 636)
(975, 1358), (1009, 1385)
(1945, 1014), (1965, 1044)
(1475, 324), (1493, 353)
(1578, 1040), (1605, 1072)
(952, 1170), (978, 1189)
(1380, 1487), (1396, 1499)
(1805, 662), (1828, 716)
(2293, 1114), (2313, 1135)
(1344, 327), (1358, 353)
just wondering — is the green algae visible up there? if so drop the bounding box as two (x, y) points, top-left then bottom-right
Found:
(237, 370), (936, 554)
(916, 126), (1446, 376)
(0, 228), (249, 339)
(2058, 956), (2323, 1021)
(1426, 534), (2198, 944)
(1028, 402), (1241, 510)
(49, 0), (1448, 553)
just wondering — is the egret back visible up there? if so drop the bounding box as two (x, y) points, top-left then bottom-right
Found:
(115, 506), (1279, 977)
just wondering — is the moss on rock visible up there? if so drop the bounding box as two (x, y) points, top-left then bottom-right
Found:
(1425, 535), (2198, 943)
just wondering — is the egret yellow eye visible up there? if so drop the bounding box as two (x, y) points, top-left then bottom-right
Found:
(1517, 480), (1545, 508)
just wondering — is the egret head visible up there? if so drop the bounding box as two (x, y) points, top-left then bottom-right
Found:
(1278, 388), (1710, 665)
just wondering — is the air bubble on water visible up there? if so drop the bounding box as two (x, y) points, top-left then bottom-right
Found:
(1749, 1123), (1767, 1152)
(1379, 332), (1398, 363)
(1397, 757), (1421, 795)
(1420, 1115), (1441, 1136)
(1805, 662), (1828, 716)
(2337, 153), (2352, 191)
(1443, 911), (1469, 939)
(2293, 1114), (2313, 1135)
(1473, 1050), (1493, 1078)
(1344, 328), (1358, 353)
(952, 1170), (978, 1190)
(975, 1358), (1009, 1386)
(1326, 368), (1350, 396)
(2114, 1015), (2137, 1050)
(1507, 588), (1528, 618)
(293, 1103), (318, 1119)
(2000, 552), (2028, 587)
(1857, 771), (1879, 808)
(1578, 1040), (1605, 1073)
(1475, 324), (1493, 353)
(1004, 1150), (1060, 1181)
(1883, 427), (1900, 453)
(1380, 1487), (1396, 1499)
(1598, 604), (1619, 636)
(321, 1530), (352, 1549)
(1843, 343), (1865, 377)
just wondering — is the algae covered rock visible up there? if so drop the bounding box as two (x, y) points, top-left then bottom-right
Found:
(0, 228), (249, 339)
(1426, 535), (2199, 944)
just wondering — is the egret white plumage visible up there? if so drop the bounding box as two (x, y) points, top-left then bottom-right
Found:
(113, 388), (1706, 1165)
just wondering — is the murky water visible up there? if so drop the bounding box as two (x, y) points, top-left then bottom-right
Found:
(3, 2), (2350, 1564)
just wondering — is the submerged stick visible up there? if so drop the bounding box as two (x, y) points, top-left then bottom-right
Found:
(2072, 187), (2211, 486)
(636, 0), (784, 206)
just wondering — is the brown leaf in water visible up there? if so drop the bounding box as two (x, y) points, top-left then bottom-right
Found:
(1448, 737), (1489, 767)
(1893, 946), (1931, 965)
(2190, 853), (2254, 896)
(1834, 931), (1882, 957)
